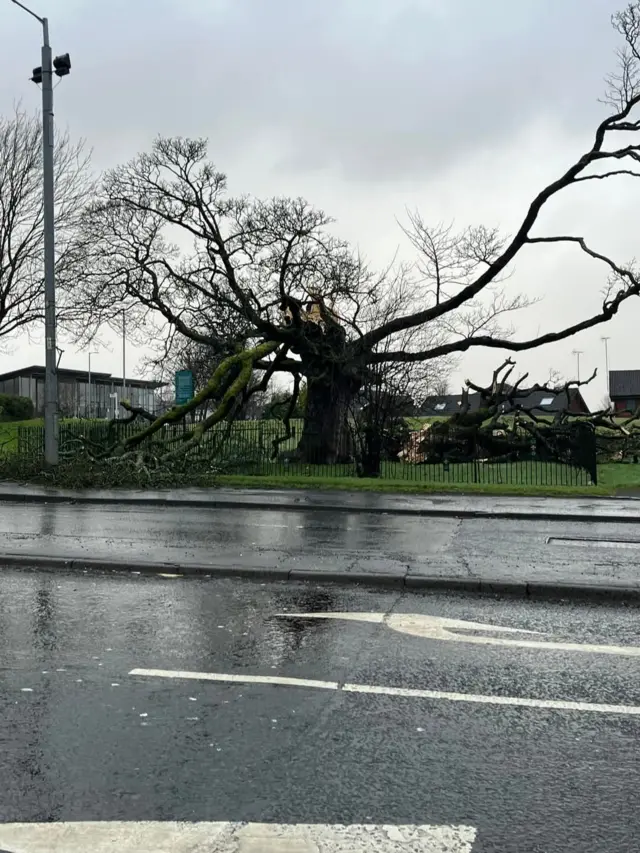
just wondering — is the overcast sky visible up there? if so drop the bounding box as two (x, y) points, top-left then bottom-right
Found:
(0, 0), (634, 405)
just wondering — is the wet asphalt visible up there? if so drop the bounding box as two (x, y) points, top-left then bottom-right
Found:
(0, 567), (638, 852)
(0, 501), (640, 591)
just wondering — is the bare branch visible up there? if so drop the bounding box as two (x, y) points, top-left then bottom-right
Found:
(0, 105), (93, 348)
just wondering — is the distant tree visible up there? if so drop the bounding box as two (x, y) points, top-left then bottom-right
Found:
(0, 106), (92, 350)
(262, 385), (307, 421)
(429, 378), (451, 398)
(350, 339), (455, 476)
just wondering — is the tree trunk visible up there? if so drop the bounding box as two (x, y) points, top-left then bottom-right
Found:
(296, 375), (354, 464)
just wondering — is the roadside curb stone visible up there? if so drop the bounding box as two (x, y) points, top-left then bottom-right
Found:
(1, 553), (638, 603)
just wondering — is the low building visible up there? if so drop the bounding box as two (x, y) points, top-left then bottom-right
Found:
(609, 370), (640, 414)
(0, 365), (165, 419)
(419, 387), (590, 418)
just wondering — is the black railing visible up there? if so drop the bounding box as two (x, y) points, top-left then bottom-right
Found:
(16, 417), (598, 486)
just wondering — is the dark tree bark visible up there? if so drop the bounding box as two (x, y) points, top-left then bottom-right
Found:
(296, 372), (356, 464)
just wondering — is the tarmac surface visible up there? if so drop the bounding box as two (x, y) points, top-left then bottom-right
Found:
(0, 482), (639, 522)
(0, 568), (638, 851)
(0, 499), (639, 598)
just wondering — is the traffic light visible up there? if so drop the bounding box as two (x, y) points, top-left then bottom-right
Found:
(31, 66), (42, 84)
(53, 53), (71, 77)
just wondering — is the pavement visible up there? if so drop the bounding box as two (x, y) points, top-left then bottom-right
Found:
(0, 568), (638, 851)
(0, 482), (639, 523)
(1, 499), (640, 601)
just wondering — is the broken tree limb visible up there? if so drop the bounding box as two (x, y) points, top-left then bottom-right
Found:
(104, 340), (279, 461)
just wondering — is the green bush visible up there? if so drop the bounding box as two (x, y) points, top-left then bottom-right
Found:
(0, 394), (34, 422)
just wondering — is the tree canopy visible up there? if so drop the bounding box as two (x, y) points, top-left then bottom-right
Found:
(60, 3), (640, 463)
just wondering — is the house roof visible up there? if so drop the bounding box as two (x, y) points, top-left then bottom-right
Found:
(609, 370), (640, 398)
(419, 388), (589, 417)
(0, 365), (165, 389)
(419, 393), (483, 417)
(514, 388), (588, 413)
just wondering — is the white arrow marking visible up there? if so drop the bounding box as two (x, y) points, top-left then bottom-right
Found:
(0, 820), (477, 852)
(276, 612), (640, 657)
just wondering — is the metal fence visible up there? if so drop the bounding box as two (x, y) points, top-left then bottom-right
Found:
(16, 417), (598, 486)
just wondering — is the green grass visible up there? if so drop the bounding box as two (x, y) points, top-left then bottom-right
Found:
(597, 463), (640, 489)
(0, 419), (41, 455)
(217, 474), (613, 497)
(0, 417), (113, 458)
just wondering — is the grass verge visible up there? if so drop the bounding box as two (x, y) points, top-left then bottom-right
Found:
(216, 474), (614, 497)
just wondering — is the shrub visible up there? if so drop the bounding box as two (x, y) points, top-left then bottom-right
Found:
(0, 394), (34, 421)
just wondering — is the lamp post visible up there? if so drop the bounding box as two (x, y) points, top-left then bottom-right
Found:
(87, 350), (98, 418)
(601, 337), (611, 394)
(10, 0), (71, 465)
(572, 349), (583, 382)
(122, 308), (127, 404)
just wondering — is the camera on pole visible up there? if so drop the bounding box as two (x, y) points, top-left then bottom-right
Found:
(30, 54), (71, 84)
(53, 53), (71, 77)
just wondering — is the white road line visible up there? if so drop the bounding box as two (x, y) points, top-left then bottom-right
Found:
(129, 668), (339, 690)
(0, 820), (478, 852)
(342, 683), (640, 715)
(548, 536), (640, 550)
(129, 669), (640, 716)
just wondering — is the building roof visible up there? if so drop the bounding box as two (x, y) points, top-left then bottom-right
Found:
(0, 365), (165, 389)
(514, 388), (588, 413)
(419, 387), (589, 417)
(420, 393), (483, 417)
(609, 370), (640, 398)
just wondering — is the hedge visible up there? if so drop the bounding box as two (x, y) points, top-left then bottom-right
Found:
(0, 394), (35, 422)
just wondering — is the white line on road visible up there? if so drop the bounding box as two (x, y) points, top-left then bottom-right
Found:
(129, 669), (640, 716)
(129, 668), (339, 690)
(548, 536), (640, 550)
(0, 821), (478, 852)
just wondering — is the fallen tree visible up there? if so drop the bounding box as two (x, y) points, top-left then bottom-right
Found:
(64, 4), (640, 466)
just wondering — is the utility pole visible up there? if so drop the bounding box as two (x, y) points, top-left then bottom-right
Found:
(572, 349), (583, 382)
(122, 309), (127, 403)
(601, 337), (611, 393)
(87, 350), (97, 419)
(11, 1), (71, 465)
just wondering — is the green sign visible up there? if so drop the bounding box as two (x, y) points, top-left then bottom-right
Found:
(175, 369), (194, 404)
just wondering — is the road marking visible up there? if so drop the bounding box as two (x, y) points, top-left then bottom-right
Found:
(0, 820), (478, 852)
(130, 669), (640, 716)
(129, 668), (339, 690)
(276, 612), (640, 657)
(548, 536), (640, 549)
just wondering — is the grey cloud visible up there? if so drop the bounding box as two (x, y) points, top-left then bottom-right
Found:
(0, 0), (621, 180)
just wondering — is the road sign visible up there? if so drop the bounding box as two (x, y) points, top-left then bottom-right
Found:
(276, 612), (640, 657)
(174, 369), (194, 405)
(0, 820), (478, 852)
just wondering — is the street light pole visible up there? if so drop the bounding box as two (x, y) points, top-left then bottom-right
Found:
(601, 337), (611, 393)
(11, 1), (71, 465)
(87, 350), (98, 418)
(87, 351), (92, 419)
(572, 349), (583, 382)
(41, 17), (57, 462)
(122, 308), (127, 403)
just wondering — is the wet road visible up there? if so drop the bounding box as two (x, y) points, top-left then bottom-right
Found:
(1, 501), (640, 589)
(0, 567), (638, 851)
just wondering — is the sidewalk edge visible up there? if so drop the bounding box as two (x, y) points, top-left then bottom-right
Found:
(1, 553), (638, 602)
